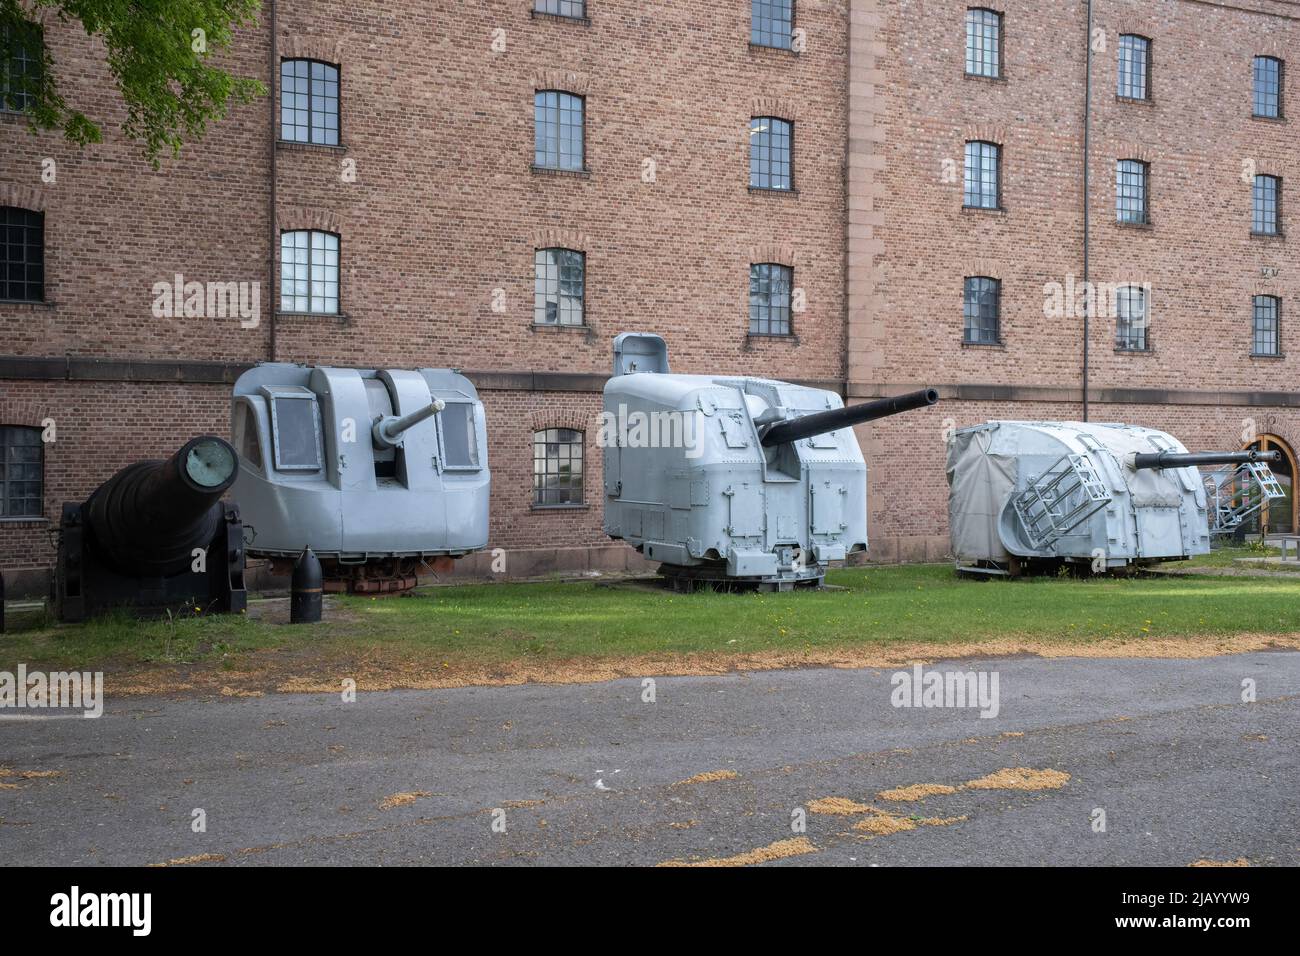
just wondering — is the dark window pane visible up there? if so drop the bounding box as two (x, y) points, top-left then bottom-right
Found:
(281, 59), (339, 145)
(271, 396), (322, 470)
(1253, 296), (1281, 356)
(0, 424), (44, 517)
(0, 206), (44, 302)
(535, 0), (586, 18)
(1116, 285), (1149, 351)
(1253, 174), (1281, 235)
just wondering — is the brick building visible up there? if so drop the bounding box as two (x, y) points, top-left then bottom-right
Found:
(2, 0), (1299, 593)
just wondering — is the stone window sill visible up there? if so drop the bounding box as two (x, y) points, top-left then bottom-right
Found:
(530, 10), (591, 27)
(962, 340), (1005, 349)
(1250, 352), (1285, 360)
(1251, 231), (1285, 240)
(749, 185), (799, 197)
(277, 139), (347, 153)
(0, 517), (49, 528)
(530, 322), (591, 332)
(531, 164), (591, 179)
(748, 42), (799, 57)
(531, 503), (589, 512)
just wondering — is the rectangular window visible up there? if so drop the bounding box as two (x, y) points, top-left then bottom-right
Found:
(280, 230), (339, 314)
(0, 425), (43, 518)
(1118, 35), (1150, 100)
(1253, 174), (1281, 235)
(534, 90), (585, 171)
(963, 277), (1000, 345)
(1116, 285), (1149, 351)
(534, 248), (585, 326)
(964, 141), (1000, 209)
(534, 428), (584, 506)
(749, 117), (793, 190)
(965, 8), (1002, 78)
(752, 0), (794, 50)
(281, 60), (339, 146)
(1116, 160), (1149, 225)
(1, 206), (44, 302)
(534, 0), (587, 19)
(439, 404), (480, 470)
(0, 21), (41, 114)
(749, 263), (793, 336)
(269, 393), (323, 471)
(1254, 56), (1283, 118)
(1253, 296), (1281, 356)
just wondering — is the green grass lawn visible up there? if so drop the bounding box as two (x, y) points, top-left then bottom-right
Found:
(5, 562), (1300, 675)
(1170, 544), (1300, 572)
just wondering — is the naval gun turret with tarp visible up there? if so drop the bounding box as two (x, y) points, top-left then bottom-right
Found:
(602, 333), (939, 590)
(947, 420), (1282, 575)
(231, 364), (490, 592)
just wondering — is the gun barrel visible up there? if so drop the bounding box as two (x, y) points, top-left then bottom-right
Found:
(760, 388), (940, 447)
(1132, 450), (1281, 470)
(82, 436), (239, 577)
(375, 400), (445, 446)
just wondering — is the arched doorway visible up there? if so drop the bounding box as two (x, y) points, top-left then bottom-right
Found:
(1245, 434), (1297, 535)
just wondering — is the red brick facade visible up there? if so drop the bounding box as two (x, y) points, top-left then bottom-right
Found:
(4, 0), (1300, 591)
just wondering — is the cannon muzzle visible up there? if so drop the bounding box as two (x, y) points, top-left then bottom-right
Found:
(373, 400), (445, 448)
(82, 436), (239, 577)
(760, 388), (940, 447)
(1131, 450), (1281, 470)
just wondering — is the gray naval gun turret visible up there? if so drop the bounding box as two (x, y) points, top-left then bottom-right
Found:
(231, 364), (490, 592)
(947, 420), (1283, 576)
(602, 333), (940, 590)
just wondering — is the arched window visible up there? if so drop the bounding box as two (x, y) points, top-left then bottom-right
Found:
(534, 248), (585, 326)
(280, 230), (339, 314)
(1252, 295), (1281, 356)
(534, 91), (585, 172)
(1118, 35), (1151, 100)
(1254, 56), (1284, 119)
(0, 425), (43, 518)
(281, 59), (339, 145)
(964, 141), (1001, 209)
(749, 117), (793, 190)
(965, 8), (1003, 78)
(1, 206), (44, 302)
(533, 428), (584, 506)
(1253, 174), (1282, 235)
(1116, 159), (1149, 224)
(963, 276), (1000, 345)
(1115, 285), (1149, 351)
(749, 263), (793, 336)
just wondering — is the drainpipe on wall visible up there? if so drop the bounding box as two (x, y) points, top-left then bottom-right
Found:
(1081, 0), (1093, 422)
(268, 0), (278, 363)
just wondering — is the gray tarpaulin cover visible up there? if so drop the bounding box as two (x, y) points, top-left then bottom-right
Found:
(947, 425), (1017, 562)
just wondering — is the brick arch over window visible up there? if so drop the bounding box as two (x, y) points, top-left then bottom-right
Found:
(965, 258), (1002, 281)
(964, 124), (1008, 147)
(532, 69), (590, 96)
(1114, 145), (1158, 165)
(532, 227), (589, 253)
(278, 207), (344, 235)
(527, 410), (590, 434)
(0, 184), (45, 212)
(751, 97), (799, 124)
(1109, 21), (1156, 42)
(749, 242), (796, 268)
(280, 35), (345, 64)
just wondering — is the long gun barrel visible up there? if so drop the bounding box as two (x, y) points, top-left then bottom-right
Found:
(760, 388), (940, 447)
(373, 400), (445, 448)
(1132, 450), (1281, 470)
(83, 436), (240, 577)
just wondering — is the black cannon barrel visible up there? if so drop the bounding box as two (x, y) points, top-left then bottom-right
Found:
(1132, 450), (1281, 470)
(83, 436), (240, 577)
(760, 388), (940, 447)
